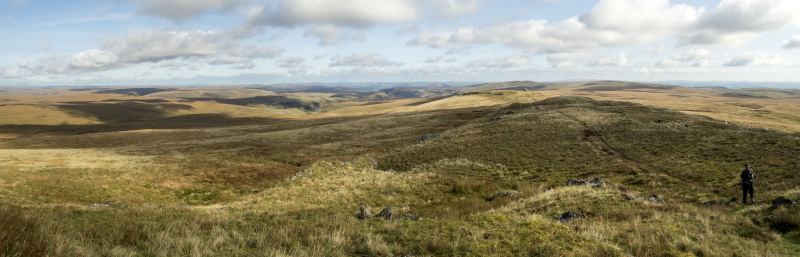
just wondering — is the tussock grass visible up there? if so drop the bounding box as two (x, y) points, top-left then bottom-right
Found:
(3, 85), (800, 256)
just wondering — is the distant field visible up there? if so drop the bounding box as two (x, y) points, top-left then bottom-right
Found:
(1, 82), (799, 256)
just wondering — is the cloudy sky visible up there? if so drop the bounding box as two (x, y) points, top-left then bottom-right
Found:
(1, 0), (800, 86)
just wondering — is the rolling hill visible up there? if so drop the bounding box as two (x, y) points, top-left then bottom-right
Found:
(1, 81), (799, 256)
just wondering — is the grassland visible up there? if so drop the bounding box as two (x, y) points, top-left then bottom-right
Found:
(1, 82), (800, 256)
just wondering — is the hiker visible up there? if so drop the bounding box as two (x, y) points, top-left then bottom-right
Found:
(740, 163), (755, 204)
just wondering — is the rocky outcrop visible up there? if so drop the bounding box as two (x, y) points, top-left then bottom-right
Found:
(564, 177), (604, 187)
(355, 205), (372, 220)
(377, 206), (394, 220)
(771, 196), (797, 209)
(558, 211), (587, 223)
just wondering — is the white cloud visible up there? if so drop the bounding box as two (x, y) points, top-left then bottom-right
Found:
(547, 52), (589, 68)
(430, 0), (482, 18)
(330, 53), (402, 67)
(587, 52), (630, 67)
(424, 56), (444, 63)
(276, 57), (306, 68)
(0, 67), (22, 78)
(467, 55), (530, 68)
(246, 0), (418, 28)
(656, 49), (711, 67)
(303, 25), (366, 46)
(411, 0), (800, 53)
(723, 51), (796, 67)
(783, 35), (800, 49)
(684, 0), (799, 46)
(19, 28), (283, 74)
(129, 0), (251, 21)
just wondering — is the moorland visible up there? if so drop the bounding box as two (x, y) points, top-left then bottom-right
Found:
(1, 81), (799, 256)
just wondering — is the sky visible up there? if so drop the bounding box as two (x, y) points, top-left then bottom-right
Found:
(1, 0), (800, 86)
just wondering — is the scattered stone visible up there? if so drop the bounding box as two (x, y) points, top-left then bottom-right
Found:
(771, 196), (796, 209)
(558, 211), (587, 223)
(646, 195), (665, 204)
(355, 205), (371, 220)
(400, 213), (423, 221)
(387, 169), (397, 173)
(142, 203), (157, 208)
(178, 203), (190, 207)
(333, 188), (342, 192)
(564, 178), (586, 186)
(377, 206), (393, 220)
(400, 206), (410, 211)
(413, 133), (441, 144)
(751, 218), (762, 226)
(382, 191), (397, 195)
(543, 187), (553, 192)
(564, 177), (604, 187)
(87, 203), (110, 208)
(621, 193), (637, 201)
(489, 192), (520, 201)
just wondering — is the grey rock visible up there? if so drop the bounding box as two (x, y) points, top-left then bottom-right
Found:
(142, 203), (157, 208)
(87, 203), (110, 208)
(355, 205), (371, 220)
(646, 195), (665, 204)
(400, 213), (423, 221)
(564, 178), (586, 186)
(558, 211), (587, 223)
(376, 206), (393, 220)
(382, 191), (397, 195)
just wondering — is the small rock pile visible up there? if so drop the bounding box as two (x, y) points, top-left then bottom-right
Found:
(354, 205), (422, 221)
(564, 177), (605, 187)
(558, 211), (587, 223)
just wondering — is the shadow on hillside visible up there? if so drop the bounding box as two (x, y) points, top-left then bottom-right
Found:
(180, 96), (321, 111)
(0, 114), (287, 135)
(58, 102), (194, 123)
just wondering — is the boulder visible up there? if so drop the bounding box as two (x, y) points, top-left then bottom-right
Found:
(377, 206), (393, 220)
(355, 205), (371, 220)
(771, 196), (797, 209)
(558, 211), (587, 223)
(646, 195), (665, 204)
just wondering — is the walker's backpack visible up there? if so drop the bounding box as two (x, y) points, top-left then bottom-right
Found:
(742, 169), (755, 185)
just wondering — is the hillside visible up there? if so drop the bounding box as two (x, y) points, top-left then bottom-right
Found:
(1, 83), (800, 256)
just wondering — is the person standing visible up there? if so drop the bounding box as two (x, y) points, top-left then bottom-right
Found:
(740, 163), (755, 204)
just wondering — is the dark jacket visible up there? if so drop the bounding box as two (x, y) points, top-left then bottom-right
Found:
(741, 168), (755, 185)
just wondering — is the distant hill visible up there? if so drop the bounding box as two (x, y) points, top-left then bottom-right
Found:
(248, 85), (360, 93)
